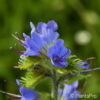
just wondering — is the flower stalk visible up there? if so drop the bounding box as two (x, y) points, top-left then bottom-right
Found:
(51, 69), (58, 100)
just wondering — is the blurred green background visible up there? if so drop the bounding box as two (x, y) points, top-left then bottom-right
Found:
(0, 0), (100, 100)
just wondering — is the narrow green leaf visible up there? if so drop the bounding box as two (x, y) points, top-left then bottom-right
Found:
(65, 74), (91, 84)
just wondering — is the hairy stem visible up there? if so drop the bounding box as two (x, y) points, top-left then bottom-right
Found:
(0, 90), (22, 98)
(51, 69), (58, 100)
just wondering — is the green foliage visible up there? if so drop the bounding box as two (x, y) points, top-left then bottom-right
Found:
(68, 55), (82, 67)
(65, 74), (91, 84)
(38, 93), (51, 100)
(34, 77), (52, 93)
(21, 70), (44, 88)
(66, 55), (84, 72)
(18, 56), (42, 69)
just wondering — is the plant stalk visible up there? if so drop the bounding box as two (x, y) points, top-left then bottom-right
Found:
(51, 69), (58, 100)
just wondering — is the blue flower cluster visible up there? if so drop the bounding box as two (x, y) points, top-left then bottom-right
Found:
(17, 21), (82, 100)
(22, 20), (71, 68)
(58, 81), (80, 100)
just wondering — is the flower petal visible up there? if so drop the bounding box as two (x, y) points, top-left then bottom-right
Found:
(47, 20), (58, 31)
(16, 80), (39, 100)
(71, 81), (79, 89)
(20, 87), (39, 100)
(23, 49), (39, 56)
(51, 59), (67, 68)
(37, 22), (47, 33)
(47, 39), (64, 58)
(31, 32), (45, 49)
(16, 79), (21, 87)
(30, 22), (35, 33)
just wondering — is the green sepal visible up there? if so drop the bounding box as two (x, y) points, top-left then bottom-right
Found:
(68, 55), (82, 66)
(20, 70), (44, 88)
(18, 56), (42, 69)
(66, 55), (86, 73)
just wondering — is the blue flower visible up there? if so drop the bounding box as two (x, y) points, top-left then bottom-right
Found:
(22, 32), (45, 56)
(58, 81), (80, 100)
(47, 39), (71, 68)
(78, 61), (90, 70)
(37, 20), (59, 45)
(22, 20), (59, 56)
(16, 80), (39, 100)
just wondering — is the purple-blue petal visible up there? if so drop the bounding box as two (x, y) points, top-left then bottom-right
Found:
(22, 33), (31, 48)
(16, 79), (21, 87)
(31, 32), (45, 49)
(42, 30), (59, 44)
(78, 61), (90, 70)
(58, 88), (63, 97)
(22, 32), (45, 56)
(47, 39), (64, 58)
(30, 22), (35, 33)
(47, 20), (58, 31)
(23, 49), (39, 56)
(61, 48), (71, 59)
(62, 81), (80, 100)
(71, 81), (79, 89)
(51, 58), (68, 68)
(37, 22), (47, 33)
(20, 87), (39, 100)
(16, 80), (39, 100)
(68, 90), (80, 100)
(63, 84), (73, 99)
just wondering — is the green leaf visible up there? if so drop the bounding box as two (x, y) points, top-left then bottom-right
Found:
(64, 74), (91, 84)
(38, 93), (51, 100)
(34, 77), (52, 93)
